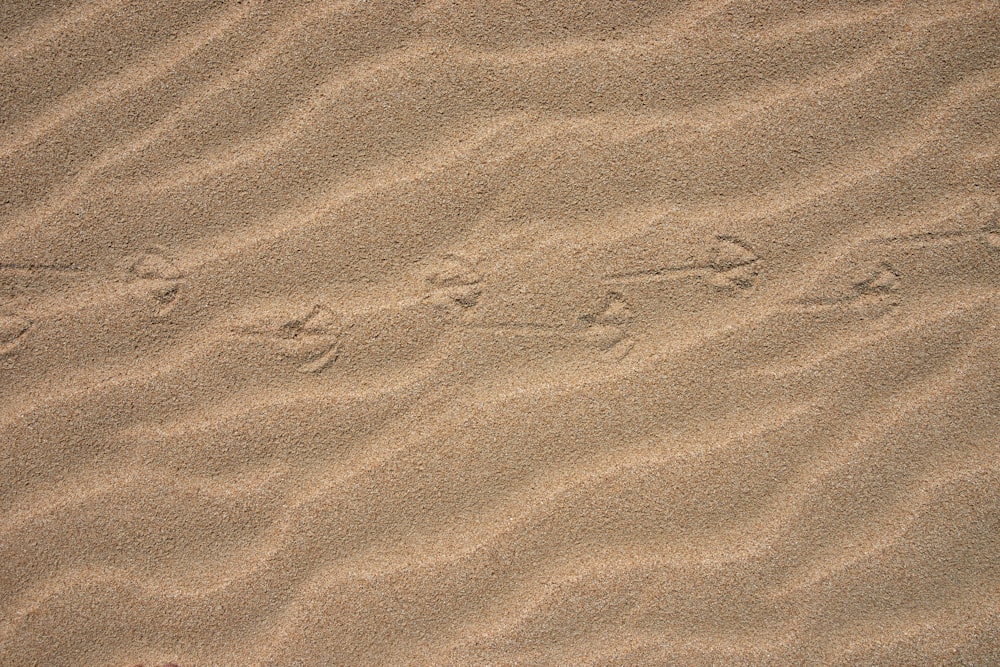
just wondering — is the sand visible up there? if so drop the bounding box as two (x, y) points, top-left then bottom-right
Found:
(1, 2), (999, 666)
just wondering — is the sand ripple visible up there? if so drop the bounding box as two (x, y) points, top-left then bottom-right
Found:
(1, 2), (998, 665)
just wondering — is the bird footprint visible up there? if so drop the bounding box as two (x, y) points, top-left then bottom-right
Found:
(423, 255), (482, 311)
(579, 292), (636, 359)
(235, 305), (342, 374)
(130, 249), (184, 315)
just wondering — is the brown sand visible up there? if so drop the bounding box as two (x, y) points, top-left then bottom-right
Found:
(1, 2), (999, 666)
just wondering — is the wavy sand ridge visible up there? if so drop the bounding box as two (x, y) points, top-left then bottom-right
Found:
(1, 2), (998, 666)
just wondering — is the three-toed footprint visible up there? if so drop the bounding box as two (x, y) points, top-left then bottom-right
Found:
(234, 304), (342, 374)
(422, 254), (482, 312)
(603, 235), (761, 291)
(579, 291), (636, 359)
(129, 248), (185, 315)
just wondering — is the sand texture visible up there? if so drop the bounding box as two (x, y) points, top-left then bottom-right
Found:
(2, 1), (999, 666)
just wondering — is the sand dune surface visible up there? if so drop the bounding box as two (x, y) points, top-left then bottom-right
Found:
(1, 1), (999, 666)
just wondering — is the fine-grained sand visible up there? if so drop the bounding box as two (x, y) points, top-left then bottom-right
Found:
(2, 2), (999, 666)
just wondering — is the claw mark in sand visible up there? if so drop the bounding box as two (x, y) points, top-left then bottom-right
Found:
(603, 235), (760, 290)
(235, 305), (342, 374)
